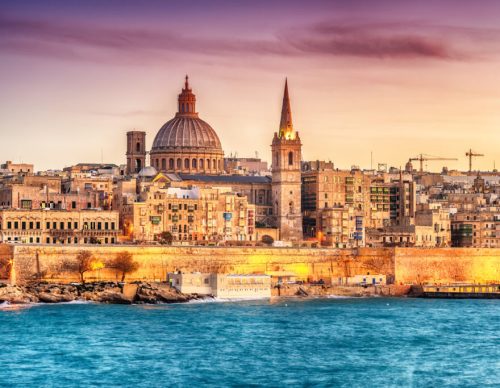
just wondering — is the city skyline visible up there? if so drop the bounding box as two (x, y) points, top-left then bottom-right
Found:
(1, 0), (500, 172)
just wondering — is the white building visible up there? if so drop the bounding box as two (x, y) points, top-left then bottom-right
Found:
(168, 273), (271, 299)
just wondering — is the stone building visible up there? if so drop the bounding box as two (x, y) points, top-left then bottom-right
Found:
(150, 76), (224, 175)
(271, 80), (303, 242)
(126, 131), (147, 175)
(120, 182), (256, 243)
(0, 161), (34, 175)
(451, 210), (499, 248)
(0, 209), (119, 244)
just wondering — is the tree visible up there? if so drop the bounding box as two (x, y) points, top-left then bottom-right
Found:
(158, 231), (173, 245)
(261, 235), (274, 246)
(109, 251), (140, 282)
(63, 250), (103, 283)
(0, 257), (12, 279)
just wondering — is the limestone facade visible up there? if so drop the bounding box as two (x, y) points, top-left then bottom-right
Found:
(120, 183), (256, 243)
(271, 80), (303, 242)
(0, 209), (119, 245)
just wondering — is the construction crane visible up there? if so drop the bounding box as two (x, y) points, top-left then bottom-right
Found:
(408, 154), (458, 173)
(465, 149), (484, 172)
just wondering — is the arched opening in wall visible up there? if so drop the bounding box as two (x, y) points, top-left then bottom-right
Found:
(135, 159), (142, 172)
(177, 158), (182, 169)
(161, 159), (166, 170)
(184, 158), (190, 169)
(212, 159), (216, 171)
(274, 152), (279, 168)
(289, 201), (294, 214)
(218, 160), (222, 170)
(192, 159), (197, 169)
(169, 158), (174, 169)
(199, 159), (204, 169)
(288, 151), (293, 166)
(207, 159), (211, 169)
(136, 142), (141, 152)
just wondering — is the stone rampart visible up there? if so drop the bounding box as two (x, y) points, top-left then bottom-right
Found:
(394, 248), (500, 285)
(7, 245), (500, 285)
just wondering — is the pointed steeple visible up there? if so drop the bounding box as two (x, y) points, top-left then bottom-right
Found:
(279, 78), (294, 139)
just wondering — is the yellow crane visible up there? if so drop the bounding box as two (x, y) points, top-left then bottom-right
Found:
(465, 149), (484, 172)
(409, 154), (458, 173)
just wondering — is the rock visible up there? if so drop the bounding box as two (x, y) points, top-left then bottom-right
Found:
(0, 285), (38, 304)
(97, 290), (132, 304)
(37, 292), (75, 303)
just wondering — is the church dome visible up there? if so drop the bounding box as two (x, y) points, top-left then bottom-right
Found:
(151, 116), (222, 152)
(150, 76), (224, 175)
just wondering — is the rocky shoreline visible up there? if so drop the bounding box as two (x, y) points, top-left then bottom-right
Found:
(0, 282), (202, 305)
(0, 282), (413, 307)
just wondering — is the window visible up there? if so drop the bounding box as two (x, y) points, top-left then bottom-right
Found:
(20, 200), (32, 210)
(169, 158), (174, 169)
(14, 221), (18, 229)
(7, 221), (11, 229)
(97, 222), (102, 230)
(74, 222), (78, 229)
(60, 222), (64, 230)
(288, 151), (293, 165)
(192, 159), (197, 169)
(105, 222), (109, 230)
(207, 159), (211, 169)
(67, 222), (71, 229)
(177, 158), (182, 169)
(72, 201), (77, 209)
(200, 159), (204, 169)
(36, 222), (40, 229)
(184, 158), (190, 169)
(136, 142), (141, 152)
(29, 222), (33, 229)
(162, 159), (166, 170)
(111, 222), (115, 230)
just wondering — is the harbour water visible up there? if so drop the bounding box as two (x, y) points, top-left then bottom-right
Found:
(1, 298), (498, 387)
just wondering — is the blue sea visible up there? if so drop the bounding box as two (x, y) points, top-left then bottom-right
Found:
(0, 297), (498, 387)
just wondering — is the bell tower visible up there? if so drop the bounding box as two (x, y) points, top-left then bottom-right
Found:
(126, 131), (146, 175)
(271, 79), (303, 242)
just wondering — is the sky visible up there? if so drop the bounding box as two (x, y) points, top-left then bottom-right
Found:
(1, 0), (500, 172)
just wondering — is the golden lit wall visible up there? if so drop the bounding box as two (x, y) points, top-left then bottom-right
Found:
(8, 245), (500, 285)
(394, 248), (500, 285)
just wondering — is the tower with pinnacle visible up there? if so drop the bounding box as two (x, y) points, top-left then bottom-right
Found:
(271, 79), (303, 242)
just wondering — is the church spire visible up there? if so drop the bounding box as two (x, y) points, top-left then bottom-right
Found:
(279, 78), (294, 139)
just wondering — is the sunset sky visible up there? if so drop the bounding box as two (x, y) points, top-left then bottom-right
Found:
(1, 0), (500, 172)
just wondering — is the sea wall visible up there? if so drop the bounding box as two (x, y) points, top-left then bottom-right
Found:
(394, 248), (500, 285)
(6, 245), (500, 285)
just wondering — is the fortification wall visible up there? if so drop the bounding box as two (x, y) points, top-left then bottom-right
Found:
(10, 245), (394, 285)
(394, 248), (500, 285)
(8, 245), (500, 285)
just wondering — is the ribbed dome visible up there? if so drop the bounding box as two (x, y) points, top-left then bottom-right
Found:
(151, 116), (222, 152)
(150, 76), (224, 175)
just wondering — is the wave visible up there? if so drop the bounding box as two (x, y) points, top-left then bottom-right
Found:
(187, 296), (270, 304)
(0, 301), (35, 311)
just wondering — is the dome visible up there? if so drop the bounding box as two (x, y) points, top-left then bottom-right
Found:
(138, 166), (157, 177)
(151, 116), (222, 152)
(150, 76), (224, 175)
